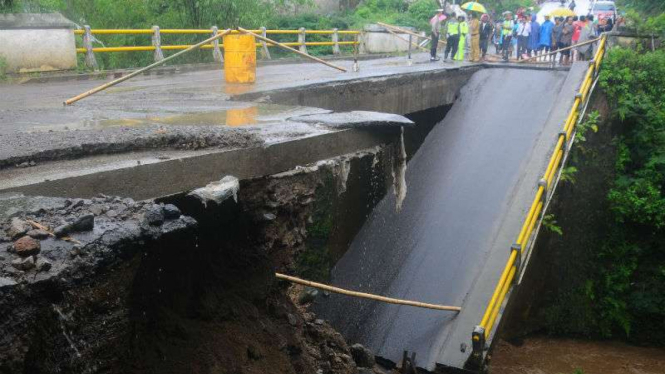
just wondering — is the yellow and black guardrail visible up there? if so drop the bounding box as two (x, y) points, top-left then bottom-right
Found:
(470, 34), (608, 366)
(73, 26), (360, 69)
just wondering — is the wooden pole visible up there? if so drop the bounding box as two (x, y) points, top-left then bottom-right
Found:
(518, 37), (601, 63)
(64, 29), (233, 106)
(378, 22), (446, 46)
(238, 27), (347, 72)
(275, 273), (462, 312)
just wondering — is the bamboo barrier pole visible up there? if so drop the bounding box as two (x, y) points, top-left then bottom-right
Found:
(377, 22), (445, 46)
(275, 273), (462, 312)
(518, 37), (601, 63)
(64, 29), (233, 105)
(238, 27), (347, 72)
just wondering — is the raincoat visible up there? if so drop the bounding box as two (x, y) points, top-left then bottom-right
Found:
(455, 21), (469, 61)
(539, 19), (554, 48)
(528, 15), (540, 51)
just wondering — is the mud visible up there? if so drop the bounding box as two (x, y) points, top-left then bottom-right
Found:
(490, 337), (665, 374)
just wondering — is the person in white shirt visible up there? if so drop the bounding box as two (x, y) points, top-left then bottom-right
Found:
(516, 16), (531, 60)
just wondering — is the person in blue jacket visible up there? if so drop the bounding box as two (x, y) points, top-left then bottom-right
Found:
(539, 14), (555, 61)
(528, 14), (540, 57)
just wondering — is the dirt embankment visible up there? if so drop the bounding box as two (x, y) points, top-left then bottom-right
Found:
(0, 147), (396, 374)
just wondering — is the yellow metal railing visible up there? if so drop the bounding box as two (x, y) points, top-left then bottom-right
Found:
(73, 28), (360, 54)
(470, 34), (608, 364)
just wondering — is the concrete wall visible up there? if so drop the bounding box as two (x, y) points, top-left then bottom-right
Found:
(361, 24), (419, 54)
(234, 66), (480, 115)
(0, 13), (77, 73)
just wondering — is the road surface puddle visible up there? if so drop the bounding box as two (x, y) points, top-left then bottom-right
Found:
(490, 336), (665, 374)
(30, 104), (321, 132)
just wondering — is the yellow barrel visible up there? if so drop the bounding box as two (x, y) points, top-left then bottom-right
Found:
(223, 34), (256, 83)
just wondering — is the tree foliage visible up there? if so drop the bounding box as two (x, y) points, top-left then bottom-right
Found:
(582, 47), (665, 344)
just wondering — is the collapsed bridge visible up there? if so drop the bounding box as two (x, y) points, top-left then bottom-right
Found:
(0, 35), (608, 373)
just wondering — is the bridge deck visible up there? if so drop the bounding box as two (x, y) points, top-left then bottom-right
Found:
(314, 63), (588, 371)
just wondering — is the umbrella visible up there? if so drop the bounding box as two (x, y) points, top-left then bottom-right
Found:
(461, 2), (487, 13)
(549, 8), (576, 17)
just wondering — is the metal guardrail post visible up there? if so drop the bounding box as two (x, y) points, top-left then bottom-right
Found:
(511, 244), (522, 284)
(299, 27), (308, 54)
(353, 33), (359, 72)
(470, 325), (486, 369)
(211, 26), (223, 63)
(260, 27), (271, 60)
(407, 34), (413, 66)
(83, 25), (99, 70)
(332, 28), (341, 55)
(152, 26), (164, 62)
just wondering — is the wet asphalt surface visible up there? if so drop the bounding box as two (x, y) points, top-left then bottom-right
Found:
(314, 65), (588, 370)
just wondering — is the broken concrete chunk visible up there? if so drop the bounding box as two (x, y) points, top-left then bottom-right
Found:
(291, 111), (414, 130)
(8, 218), (32, 239)
(188, 176), (239, 207)
(13, 236), (40, 257)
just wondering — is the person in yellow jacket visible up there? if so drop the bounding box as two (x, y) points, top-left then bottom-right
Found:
(455, 15), (468, 61)
(469, 12), (481, 62)
(443, 14), (460, 61)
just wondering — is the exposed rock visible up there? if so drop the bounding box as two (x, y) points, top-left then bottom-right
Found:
(287, 313), (298, 326)
(72, 214), (95, 232)
(299, 287), (319, 305)
(247, 344), (263, 360)
(263, 213), (277, 221)
(315, 319), (324, 325)
(27, 229), (49, 239)
(11, 256), (35, 271)
(162, 204), (181, 219)
(350, 344), (375, 368)
(36, 257), (52, 272)
(13, 236), (41, 257)
(8, 218), (31, 239)
(144, 206), (165, 226)
(54, 224), (71, 237)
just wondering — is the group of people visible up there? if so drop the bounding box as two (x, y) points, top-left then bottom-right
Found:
(430, 8), (614, 64)
(430, 10), (493, 62)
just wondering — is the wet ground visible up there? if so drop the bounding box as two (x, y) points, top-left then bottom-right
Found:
(490, 337), (665, 374)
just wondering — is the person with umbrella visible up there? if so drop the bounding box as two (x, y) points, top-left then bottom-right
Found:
(460, 2), (487, 62)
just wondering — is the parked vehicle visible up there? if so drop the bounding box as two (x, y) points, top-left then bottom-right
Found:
(591, 1), (617, 22)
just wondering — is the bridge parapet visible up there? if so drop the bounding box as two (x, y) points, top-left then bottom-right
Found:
(468, 33), (609, 370)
